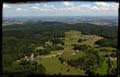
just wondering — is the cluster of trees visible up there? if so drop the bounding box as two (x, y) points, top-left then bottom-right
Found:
(67, 49), (104, 75)
(95, 38), (117, 48)
(35, 49), (50, 55)
(58, 57), (64, 64)
(3, 59), (46, 75)
(110, 68), (117, 75)
(51, 38), (64, 45)
(2, 24), (67, 75)
(45, 45), (64, 51)
(110, 52), (117, 58)
(19, 59), (46, 75)
(78, 39), (86, 42)
(35, 45), (64, 56)
(104, 55), (117, 75)
(72, 44), (91, 51)
(70, 23), (118, 39)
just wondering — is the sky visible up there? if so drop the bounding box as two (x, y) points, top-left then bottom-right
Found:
(3, 1), (119, 17)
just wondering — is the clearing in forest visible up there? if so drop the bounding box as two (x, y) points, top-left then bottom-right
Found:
(38, 30), (104, 75)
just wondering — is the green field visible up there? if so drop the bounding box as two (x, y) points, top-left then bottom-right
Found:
(95, 59), (108, 75)
(36, 30), (114, 75)
(39, 57), (85, 75)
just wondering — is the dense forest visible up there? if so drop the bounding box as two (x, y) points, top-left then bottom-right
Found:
(2, 22), (118, 76)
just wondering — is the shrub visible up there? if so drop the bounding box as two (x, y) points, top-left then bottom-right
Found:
(73, 44), (91, 51)
(110, 52), (117, 57)
(78, 39), (86, 42)
(36, 49), (50, 55)
(67, 69), (70, 72)
(58, 57), (64, 63)
(51, 38), (64, 45)
(78, 39), (83, 42)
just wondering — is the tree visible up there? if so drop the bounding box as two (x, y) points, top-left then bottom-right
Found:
(55, 46), (64, 50)
(19, 59), (46, 75)
(51, 38), (64, 45)
(107, 57), (112, 74)
(110, 68), (117, 75)
(110, 52), (117, 58)
(67, 49), (100, 74)
(78, 39), (86, 42)
(67, 69), (70, 72)
(85, 69), (95, 75)
(78, 39), (83, 42)
(36, 49), (50, 55)
(58, 57), (64, 63)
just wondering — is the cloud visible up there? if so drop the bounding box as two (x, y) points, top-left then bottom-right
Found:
(43, 4), (56, 9)
(43, 4), (49, 7)
(95, 2), (110, 7)
(95, 2), (119, 12)
(41, 4), (57, 11)
(91, 6), (99, 10)
(57, 3), (118, 15)
(95, 2), (119, 8)
(110, 3), (119, 9)
(3, 2), (119, 17)
(63, 1), (73, 6)
(3, 4), (11, 9)
(35, 3), (40, 6)
(31, 4), (56, 11)
(16, 8), (28, 11)
(16, 2), (118, 14)
(31, 6), (40, 9)
(79, 4), (93, 10)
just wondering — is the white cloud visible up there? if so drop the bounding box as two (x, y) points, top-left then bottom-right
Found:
(94, 2), (119, 12)
(35, 3), (40, 6)
(79, 4), (93, 10)
(3, 2), (118, 16)
(110, 3), (119, 9)
(57, 3), (117, 14)
(95, 2), (110, 7)
(91, 6), (99, 10)
(31, 6), (40, 9)
(63, 1), (73, 6)
(42, 4), (57, 11)
(3, 4), (11, 9)
(43, 4), (55, 9)
(16, 8), (28, 11)
(35, 2), (118, 14)
(43, 4), (48, 7)
(31, 4), (56, 11)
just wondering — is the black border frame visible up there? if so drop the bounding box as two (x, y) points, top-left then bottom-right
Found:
(1, 0), (119, 77)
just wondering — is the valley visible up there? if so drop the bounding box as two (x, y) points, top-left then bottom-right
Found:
(2, 20), (117, 76)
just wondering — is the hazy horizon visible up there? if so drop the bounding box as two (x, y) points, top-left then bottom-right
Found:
(3, 15), (118, 18)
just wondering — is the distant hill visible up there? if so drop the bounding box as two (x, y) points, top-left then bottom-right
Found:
(40, 21), (65, 26)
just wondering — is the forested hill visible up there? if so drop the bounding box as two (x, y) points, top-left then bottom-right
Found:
(40, 21), (65, 26)
(3, 22), (118, 48)
(3, 22), (118, 39)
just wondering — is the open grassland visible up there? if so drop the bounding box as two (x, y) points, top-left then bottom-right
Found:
(64, 30), (103, 46)
(38, 30), (110, 75)
(95, 59), (108, 75)
(61, 30), (103, 60)
(39, 57), (85, 75)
